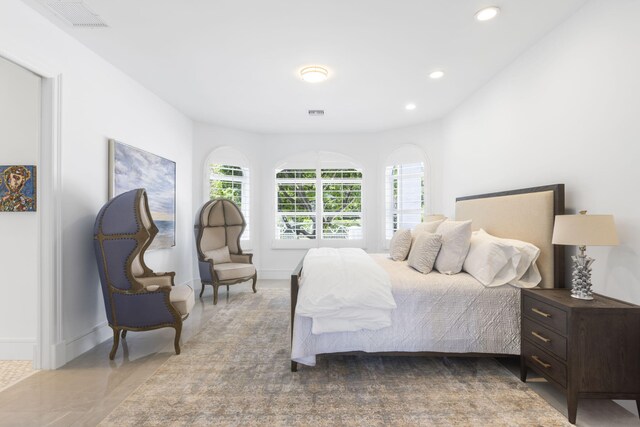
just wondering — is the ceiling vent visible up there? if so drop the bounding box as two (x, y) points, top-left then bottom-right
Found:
(47, 1), (108, 28)
(308, 110), (325, 116)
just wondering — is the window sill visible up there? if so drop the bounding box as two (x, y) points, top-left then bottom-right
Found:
(271, 239), (366, 250)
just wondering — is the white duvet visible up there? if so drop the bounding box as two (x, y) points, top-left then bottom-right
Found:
(292, 254), (522, 366)
(295, 248), (397, 334)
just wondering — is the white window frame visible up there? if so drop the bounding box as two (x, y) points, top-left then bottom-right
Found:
(204, 147), (252, 249)
(272, 152), (365, 249)
(383, 145), (428, 247)
(385, 163), (424, 240)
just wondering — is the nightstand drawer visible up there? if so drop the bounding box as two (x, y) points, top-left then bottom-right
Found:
(522, 318), (567, 360)
(523, 296), (567, 334)
(522, 340), (567, 388)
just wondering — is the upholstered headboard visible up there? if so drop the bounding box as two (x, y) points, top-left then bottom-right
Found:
(455, 184), (565, 289)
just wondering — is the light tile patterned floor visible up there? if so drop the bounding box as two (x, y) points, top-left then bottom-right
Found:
(0, 361), (35, 392)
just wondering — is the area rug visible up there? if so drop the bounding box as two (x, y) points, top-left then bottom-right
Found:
(0, 360), (36, 393)
(99, 288), (570, 426)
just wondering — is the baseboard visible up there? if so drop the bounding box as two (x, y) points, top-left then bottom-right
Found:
(64, 322), (112, 363)
(0, 338), (36, 360)
(258, 269), (292, 280)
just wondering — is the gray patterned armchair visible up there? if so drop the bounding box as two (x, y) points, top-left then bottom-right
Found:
(93, 189), (194, 360)
(195, 198), (257, 304)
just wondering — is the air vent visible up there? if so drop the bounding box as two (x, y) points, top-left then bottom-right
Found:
(308, 110), (325, 116)
(47, 1), (108, 28)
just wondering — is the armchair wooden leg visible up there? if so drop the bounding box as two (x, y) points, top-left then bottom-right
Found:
(174, 325), (182, 355)
(121, 330), (127, 339)
(213, 284), (219, 305)
(199, 282), (205, 298)
(109, 327), (120, 360)
(291, 361), (298, 372)
(252, 273), (257, 293)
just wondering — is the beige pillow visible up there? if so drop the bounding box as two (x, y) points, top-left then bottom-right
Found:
(389, 229), (412, 261)
(434, 220), (472, 274)
(412, 219), (445, 237)
(408, 232), (442, 274)
(204, 246), (232, 264)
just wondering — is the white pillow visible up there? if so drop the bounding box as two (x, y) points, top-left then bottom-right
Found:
(434, 220), (472, 274)
(463, 232), (521, 286)
(407, 232), (442, 274)
(412, 219), (445, 237)
(476, 229), (541, 288)
(204, 246), (232, 264)
(389, 229), (412, 261)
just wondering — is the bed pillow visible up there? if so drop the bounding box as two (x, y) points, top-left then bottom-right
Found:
(389, 229), (412, 261)
(407, 232), (442, 274)
(204, 246), (232, 264)
(412, 219), (445, 237)
(475, 229), (541, 288)
(463, 233), (521, 286)
(434, 220), (472, 274)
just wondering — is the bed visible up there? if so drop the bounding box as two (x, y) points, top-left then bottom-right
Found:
(290, 184), (565, 371)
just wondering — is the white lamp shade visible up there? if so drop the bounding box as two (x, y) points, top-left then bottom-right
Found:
(552, 214), (619, 246)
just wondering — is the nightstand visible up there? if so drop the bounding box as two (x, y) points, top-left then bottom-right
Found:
(520, 288), (640, 424)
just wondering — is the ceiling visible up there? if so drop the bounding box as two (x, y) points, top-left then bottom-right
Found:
(24, 0), (589, 134)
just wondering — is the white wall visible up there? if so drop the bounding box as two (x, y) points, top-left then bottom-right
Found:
(442, 0), (640, 306)
(0, 56), (40, 360)
(0, 0), (194, 365)
(193, 121), (443, 278)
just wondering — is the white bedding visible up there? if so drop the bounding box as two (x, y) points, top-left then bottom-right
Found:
(295, 248), (396, 334)
(291, 253), (522, 366)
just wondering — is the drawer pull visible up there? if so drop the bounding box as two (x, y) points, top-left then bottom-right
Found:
(531, 355), (552, 369)
(531, 331), (551, 343)
(531, 307), (551, 318)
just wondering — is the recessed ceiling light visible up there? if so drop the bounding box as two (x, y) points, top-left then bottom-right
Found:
(405, 103), (417, 111)
(475, 6), (500, 21)
(429, 70), (444, 79)
(300, 66), (329, 83)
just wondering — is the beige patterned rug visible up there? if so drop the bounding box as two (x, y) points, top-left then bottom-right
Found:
(0, 360), (36, 393)
(100, 288), (570, 426)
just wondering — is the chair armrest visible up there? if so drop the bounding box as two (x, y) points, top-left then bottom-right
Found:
(135, 273), (175, 290)
(230, 253), (253, 264)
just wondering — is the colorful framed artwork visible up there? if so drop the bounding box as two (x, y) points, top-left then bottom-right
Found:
(0, 165), (37, 212)
(109, 140), (176, 250)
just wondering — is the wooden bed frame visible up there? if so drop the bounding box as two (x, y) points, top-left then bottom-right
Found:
(290, 184), (565, 372)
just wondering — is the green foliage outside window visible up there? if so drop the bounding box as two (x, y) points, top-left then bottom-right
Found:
(210, 164), (244, 207)
(276, 168), (362, 239)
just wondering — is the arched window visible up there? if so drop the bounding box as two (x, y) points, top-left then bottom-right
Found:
(205, 147), (251, 242)
(274, 151), (363, 246)
(384, 146), (426, 240)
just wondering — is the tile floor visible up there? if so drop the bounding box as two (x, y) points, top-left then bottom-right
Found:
(0, 279), (637, 426)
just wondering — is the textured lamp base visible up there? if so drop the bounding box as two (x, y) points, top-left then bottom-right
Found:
(571, 250), (594, 300)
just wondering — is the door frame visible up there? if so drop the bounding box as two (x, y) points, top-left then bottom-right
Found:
(0, 48), (64, 369)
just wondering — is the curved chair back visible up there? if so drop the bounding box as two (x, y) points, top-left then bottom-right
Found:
(94, 189), (173, 325)
(195, 198), (246, 259)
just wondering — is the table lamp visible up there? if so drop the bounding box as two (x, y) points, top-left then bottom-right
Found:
(552, 211), (619, 300)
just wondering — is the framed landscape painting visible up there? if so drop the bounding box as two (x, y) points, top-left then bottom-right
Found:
(109, 140), (176, 249)
(0, 165), (37, 212)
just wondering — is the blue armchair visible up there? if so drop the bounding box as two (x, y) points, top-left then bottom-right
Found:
(93, 189), (194, 360)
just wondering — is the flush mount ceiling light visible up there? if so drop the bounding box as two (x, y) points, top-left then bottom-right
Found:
(475, 6), (500, 21)
(300, 66), (329, 83)
(405, 103), (417, 111)
(429, 70), (445, 79)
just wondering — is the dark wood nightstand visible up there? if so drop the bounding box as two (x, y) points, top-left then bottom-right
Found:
(520, 288), (640, 424)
